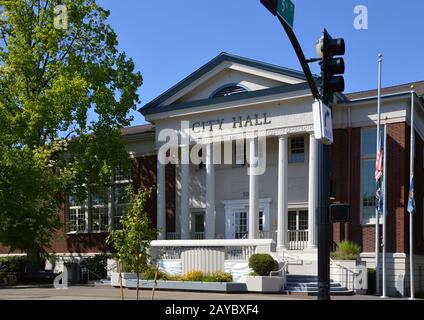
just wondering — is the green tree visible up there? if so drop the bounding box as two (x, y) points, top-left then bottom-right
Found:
(0, 0), (142, 271)
(107, 187), (158, 300)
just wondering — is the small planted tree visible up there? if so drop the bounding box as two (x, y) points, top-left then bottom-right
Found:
(107, 187), (158, 300)
(330, 241), (361, 261)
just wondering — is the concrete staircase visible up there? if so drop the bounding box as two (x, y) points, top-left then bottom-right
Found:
(283, 275), (354, 296)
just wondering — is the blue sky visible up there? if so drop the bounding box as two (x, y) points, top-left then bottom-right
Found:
(98, 0), (424, 126)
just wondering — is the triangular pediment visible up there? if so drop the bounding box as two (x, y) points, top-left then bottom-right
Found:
(140, 53), (309, 114)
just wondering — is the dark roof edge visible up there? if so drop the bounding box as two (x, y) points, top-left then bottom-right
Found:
(140, 52), (312, 112)
(141, 82), (312, 117)
(341, 91), (412, 105)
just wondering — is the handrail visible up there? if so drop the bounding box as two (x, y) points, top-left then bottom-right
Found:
(269, 262), (287, 291)
(269, 262), (286, 277)
(81, 266), (105, 281)
(330, 258), (359, 291)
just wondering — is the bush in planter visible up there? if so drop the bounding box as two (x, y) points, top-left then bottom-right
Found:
(202, 272), (233, 283)
(180, 270), (204, 282)
(330, 241), (361, 261)
(248, 254), (278, 276)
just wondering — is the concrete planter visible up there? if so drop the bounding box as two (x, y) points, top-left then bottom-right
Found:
(331, 260), (367, 294)
(111, 272), (138, 287)
(245, 276), (283, 293)
(110, 273), (247, 292)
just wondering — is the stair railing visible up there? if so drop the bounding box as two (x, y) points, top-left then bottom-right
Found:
(269, 261), (287, 290)
(330, 259), (358, 291)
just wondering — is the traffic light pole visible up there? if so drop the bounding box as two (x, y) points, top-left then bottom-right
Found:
(317, 93), (332, 301)
(276, 15), (320, 100)
(260, 2), (344, 301)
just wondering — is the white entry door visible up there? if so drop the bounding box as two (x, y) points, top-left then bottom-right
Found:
(223, 199), (272, 240)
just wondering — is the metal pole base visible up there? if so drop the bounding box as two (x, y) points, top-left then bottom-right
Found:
(318, 283), (331, 300)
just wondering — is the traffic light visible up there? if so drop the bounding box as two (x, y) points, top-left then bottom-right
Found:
(317, 29), (345, 105)
(260, 0), (278, 16)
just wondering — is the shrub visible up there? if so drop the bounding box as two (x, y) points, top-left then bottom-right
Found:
(248, 254), (278, 276)
(0, 256), (27, 273)
(202, 272), (233, 283)
(330, 241), (361, 261)
(180, 270), (204, 282)
(80, 255), (109, 280)
(142, 266), (169, 280)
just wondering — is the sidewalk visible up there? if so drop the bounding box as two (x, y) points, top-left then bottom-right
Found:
(0, 286), (410, 300)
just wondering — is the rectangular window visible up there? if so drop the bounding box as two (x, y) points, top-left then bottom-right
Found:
(90, 186), (108, 232)
(235, 211), (248, 239)
(112, 164), (131, 230)
(288, 210), (309, 243)
(67, 194), (86, 233)
(66, 165), (131, 233)
(290, 136), (305, 163)
(360, 127), (380, 225)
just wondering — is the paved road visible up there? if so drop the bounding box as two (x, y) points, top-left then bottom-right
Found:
(0, 285), (407, 300)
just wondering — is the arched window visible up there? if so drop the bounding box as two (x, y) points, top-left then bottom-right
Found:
(210, 84), (248, 98)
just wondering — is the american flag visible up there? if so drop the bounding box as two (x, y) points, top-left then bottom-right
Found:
(375, 135), (384, 181)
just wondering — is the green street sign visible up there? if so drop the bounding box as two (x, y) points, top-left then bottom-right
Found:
(277, 0), (295, 28)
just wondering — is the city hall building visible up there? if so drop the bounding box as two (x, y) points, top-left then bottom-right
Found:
(2, 53), (424, 296)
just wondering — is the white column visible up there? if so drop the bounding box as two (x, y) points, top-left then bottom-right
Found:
(277, 135), (289, 249)
(248, 138), (259, 239)
(205, 143), (215, 239)
(157, 151), (166, 240)
(308, 133), (318, 248)
(180, 144), (190, 240)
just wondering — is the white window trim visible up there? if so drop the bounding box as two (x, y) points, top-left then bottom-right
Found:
(222, 198), (272, 239)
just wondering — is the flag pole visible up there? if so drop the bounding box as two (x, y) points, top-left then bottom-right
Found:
(375, 53), (383, 296)
(381, 121), (388, 298)
(409, 85), (415, 300)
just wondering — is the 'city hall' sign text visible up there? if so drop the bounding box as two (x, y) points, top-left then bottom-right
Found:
(192, 113), (272, 133)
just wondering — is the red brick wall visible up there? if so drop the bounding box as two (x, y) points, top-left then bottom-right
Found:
(0, 155), (176, 255)
(407, 124), (424, 255)
(332, 123), (411, 254)
(387, 123), (408, 253)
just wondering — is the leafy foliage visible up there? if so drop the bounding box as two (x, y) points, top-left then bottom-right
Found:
(330, 240), (361, 260)
(248, 254), (278, 276)
(142, 265), (169, 281)
(143, 269), (233, 283)
(0, 256), (28, 273)
(107, 187), (157, 274)
(0, 0), (142, 264)
(202, 271), (233, 283)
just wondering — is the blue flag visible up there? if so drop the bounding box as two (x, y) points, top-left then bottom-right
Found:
(376, 183), (383, 214)
(407, 176), (415, 214)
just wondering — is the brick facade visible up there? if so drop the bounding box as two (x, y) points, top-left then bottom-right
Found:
(331, 122), (424, 255)
(0, 154), (176, 255)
